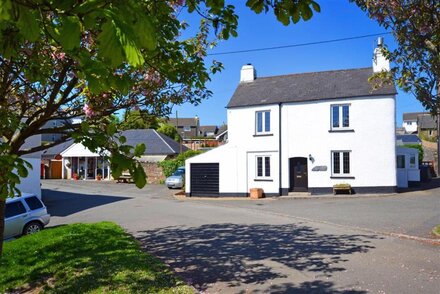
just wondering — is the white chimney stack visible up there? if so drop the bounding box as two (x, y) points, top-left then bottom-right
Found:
(373, 37), (390, 73)
(240, 63), (256, 83)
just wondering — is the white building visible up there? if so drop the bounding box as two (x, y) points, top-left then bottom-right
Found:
(186, 41), (398, 196)
(17, 135), (42, 198)
(402, 112), (425, 134)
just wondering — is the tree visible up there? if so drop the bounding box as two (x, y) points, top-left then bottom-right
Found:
(157, 123), (181, 141)
(0, 0), (320, 254)
(120, 110), (161, 130)
(352, 0), (439, 169)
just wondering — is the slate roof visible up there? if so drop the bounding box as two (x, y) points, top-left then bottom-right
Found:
(396, 134), (421, 144)
(403, 112), (427, 121)
(121, 129), (187, 155)
(227, 67), (397, 108)
(418, 114), (436, 129)
(199, 125), (218, 135)
(167, 118), (198, 127)
(42, 139), (74, 157)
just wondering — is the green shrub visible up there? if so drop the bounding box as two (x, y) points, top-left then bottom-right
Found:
(403, 144), (424, 163)
(160, 150), (203, 177)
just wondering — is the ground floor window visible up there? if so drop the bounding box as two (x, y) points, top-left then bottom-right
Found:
(332, 151), (351, 176)
(256, 156), (271, 178)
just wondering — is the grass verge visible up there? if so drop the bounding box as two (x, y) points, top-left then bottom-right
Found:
(0, 222), (193, 293)
(433, 225), (440, 237)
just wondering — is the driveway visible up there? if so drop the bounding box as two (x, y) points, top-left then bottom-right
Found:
(42, 180), (440, 293)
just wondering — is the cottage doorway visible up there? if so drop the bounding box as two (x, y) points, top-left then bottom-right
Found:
(289, 157), (308, 192)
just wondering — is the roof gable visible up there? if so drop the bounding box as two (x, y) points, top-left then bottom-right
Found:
(227, 67), (397, 108)
(120, 129), (185, 155)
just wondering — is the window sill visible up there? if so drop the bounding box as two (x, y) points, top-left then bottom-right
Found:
(254, 178), (273, 182)
(253, 133), (274, 137)
(328, 129), (354, 133)
(330, 176), (355, 179)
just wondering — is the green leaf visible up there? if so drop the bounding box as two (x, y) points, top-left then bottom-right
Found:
(134, 17), (157, 51)
(311, 1), (321, 13)
(16, 164), (28, 178)
(119, 135), (126, 144)
(58, 16), (81, 50)
(98, 21), (125, 67)
(17, 6), (40, 41)
(134, 143), (146, 157)
(133, 164), (146, 189)
(246, 0), (264, 14)
(0, 0), (11, 20)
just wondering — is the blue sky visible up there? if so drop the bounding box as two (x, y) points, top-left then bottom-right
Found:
(172, 0), (425, 127)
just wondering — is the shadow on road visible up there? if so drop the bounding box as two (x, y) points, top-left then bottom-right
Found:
(42, 189), (131, 217)
(137, 223), (379, 292)
(398, 177), (440, 193)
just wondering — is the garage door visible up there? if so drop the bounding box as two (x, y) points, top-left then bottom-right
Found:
(190, 163), (219, 197)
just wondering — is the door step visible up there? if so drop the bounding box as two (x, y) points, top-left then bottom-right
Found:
(287, 192), (311, 197)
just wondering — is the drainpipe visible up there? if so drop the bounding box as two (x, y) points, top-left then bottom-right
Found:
(279, 103), (282, 196)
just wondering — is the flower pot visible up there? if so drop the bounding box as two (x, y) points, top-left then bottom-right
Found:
(250, 188), (264, 199)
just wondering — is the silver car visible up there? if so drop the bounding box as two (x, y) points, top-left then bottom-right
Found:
(165, 167), (185, 189)
(4, 193), (51, 239)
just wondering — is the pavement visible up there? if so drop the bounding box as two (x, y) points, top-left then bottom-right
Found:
(42, 180), (440, 293)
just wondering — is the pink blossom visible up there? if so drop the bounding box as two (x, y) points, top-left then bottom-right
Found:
(83, 104), (95, 118)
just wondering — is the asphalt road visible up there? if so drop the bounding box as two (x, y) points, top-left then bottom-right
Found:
(42, 180), (440, 293)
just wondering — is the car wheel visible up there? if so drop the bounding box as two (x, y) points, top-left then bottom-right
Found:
(23, 221), (43, 235)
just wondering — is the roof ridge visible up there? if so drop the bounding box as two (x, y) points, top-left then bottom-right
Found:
(254, 67), (373, 81)
(152, 129), (176, 154)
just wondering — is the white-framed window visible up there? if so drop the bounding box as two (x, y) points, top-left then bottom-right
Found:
(331, 151), (351, 176)
(331, 104), (350, 129)
(255, 110), (271, 134)
(256, 155), (271, 178)
(407, 121), (412, 125)
(183, 126), (191, 131)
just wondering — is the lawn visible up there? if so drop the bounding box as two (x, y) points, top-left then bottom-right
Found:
(0, 222), (193, 293)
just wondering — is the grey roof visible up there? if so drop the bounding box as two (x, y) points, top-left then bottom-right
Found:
(42, 139), (74, 157)
(227, 67), (397, 108)
(167, 118), (198, 127)
(403, 112), (427, 121)
(121, 129), (187, 155)
(417, 114), (436, 129)
(396, 135), (421, 144)
(199, 125), (218, 134)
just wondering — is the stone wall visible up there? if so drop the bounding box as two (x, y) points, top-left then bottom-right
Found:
(141, 162), (165, 184)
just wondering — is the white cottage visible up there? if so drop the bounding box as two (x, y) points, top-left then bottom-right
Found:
(186, 41), (398, 196)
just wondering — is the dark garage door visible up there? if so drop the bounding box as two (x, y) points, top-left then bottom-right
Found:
(190, 163), (219, 197)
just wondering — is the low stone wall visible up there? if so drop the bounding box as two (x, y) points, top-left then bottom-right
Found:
(141, 162), (165, 184)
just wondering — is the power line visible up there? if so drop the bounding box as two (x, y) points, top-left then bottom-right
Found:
(208, 32), (392, 56)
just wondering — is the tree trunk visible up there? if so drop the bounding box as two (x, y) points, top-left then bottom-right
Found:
(0, 197), (5, 257)
(437, 81), (440, 177)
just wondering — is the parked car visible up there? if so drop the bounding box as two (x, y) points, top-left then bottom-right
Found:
(4, 193), (50, 239)
(165, 166), (185, 189)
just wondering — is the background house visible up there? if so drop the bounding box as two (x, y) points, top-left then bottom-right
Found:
(402, 112), (424, 134)
(199, 125), (218, 137)
(417, 113), (437, 139)
(41, 139), (74, 179)
(167, 117), (200, 139)
(59, 129), (187, 184)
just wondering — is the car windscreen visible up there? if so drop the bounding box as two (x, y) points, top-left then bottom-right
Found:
(25, 196), (44, 210)
(5, 201), (27, 218)
(173, 169), (185, 176)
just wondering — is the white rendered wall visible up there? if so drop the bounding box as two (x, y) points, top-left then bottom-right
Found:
(186, 104), (281, 195)
(18, 134), (42, 198)
(281, 96), (397, 190)
(402, 121), (418, 133)
(16, 158), (41, 198)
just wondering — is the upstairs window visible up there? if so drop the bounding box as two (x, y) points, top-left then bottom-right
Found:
(331, 104), (350, 130)
(183, 126), (191, 132)
(256, 111), (270, 134)
(332, 151), (351, 176)
(256, 156), (271, 178)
